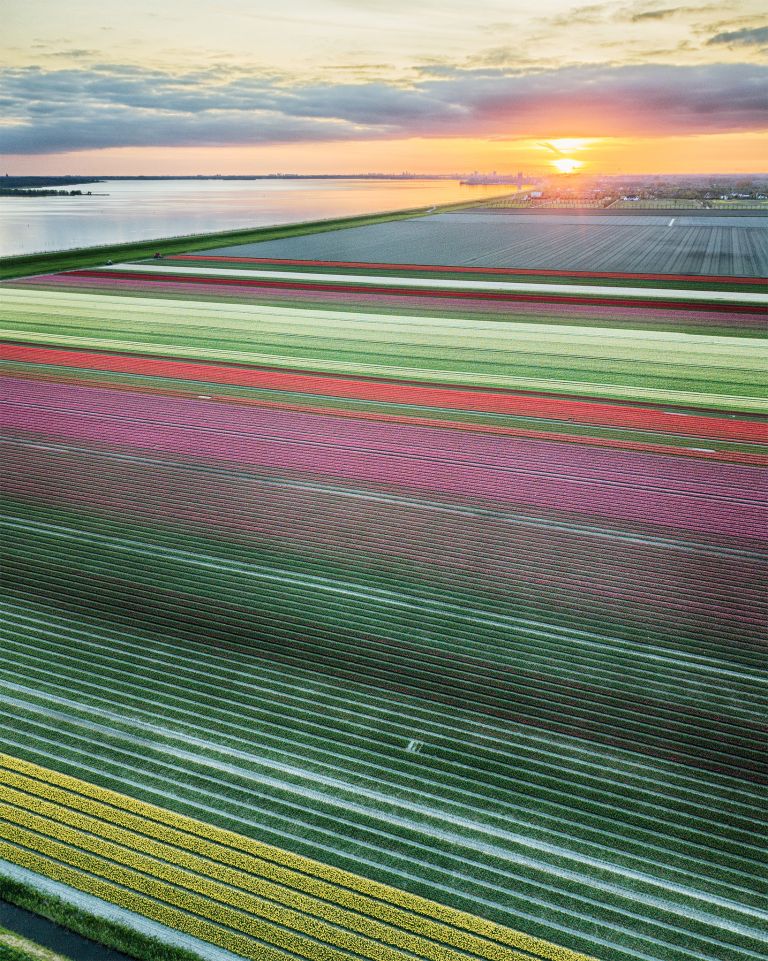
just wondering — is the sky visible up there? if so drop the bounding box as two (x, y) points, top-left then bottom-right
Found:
(1, 0), (767, 175)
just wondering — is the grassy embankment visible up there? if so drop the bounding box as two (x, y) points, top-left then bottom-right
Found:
(0, 923), (81, 961)
(0, 925), (70, 961)
(0, 875), (204, 961)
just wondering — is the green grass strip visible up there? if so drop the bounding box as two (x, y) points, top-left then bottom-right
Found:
(0, 926), (72, 961)
(0, 873), (204, 961)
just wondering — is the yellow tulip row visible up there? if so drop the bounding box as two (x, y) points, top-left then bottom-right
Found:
(2, 811), (442, 961)
(0, 776), (494, 961)
(0, 835), (294, 961)
(0, 794), (476, 961)
(0, 752), (595, 961)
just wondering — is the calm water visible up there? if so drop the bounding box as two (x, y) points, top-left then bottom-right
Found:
(0, 179), (507, 257)
(0, 898), (132, 960)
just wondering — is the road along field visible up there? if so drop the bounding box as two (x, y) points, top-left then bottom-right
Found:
(1, 234), (767, 961)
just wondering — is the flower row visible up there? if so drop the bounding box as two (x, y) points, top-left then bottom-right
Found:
(0, 752), (594, 961)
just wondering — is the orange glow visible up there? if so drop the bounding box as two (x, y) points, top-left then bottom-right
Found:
(552, 158), (583, 174)
(547, 139), (590, 153)
(9, 132), (768, 177)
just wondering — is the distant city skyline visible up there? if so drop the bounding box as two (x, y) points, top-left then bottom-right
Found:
(2, 0), (767, 175)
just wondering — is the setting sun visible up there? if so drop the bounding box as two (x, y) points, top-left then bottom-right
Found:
(552, 157), (583, 174)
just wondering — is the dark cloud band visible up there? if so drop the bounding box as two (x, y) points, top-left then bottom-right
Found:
(707, 25), (768, 46)
(1, 61), (766, 154)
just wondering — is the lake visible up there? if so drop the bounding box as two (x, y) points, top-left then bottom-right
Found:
(0, 178), (508, 257)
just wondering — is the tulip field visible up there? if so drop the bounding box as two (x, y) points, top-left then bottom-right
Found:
(193, 208), (768, 277)
(0, 217), (766, 961)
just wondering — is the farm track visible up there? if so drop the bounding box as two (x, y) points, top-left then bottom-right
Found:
(0, 238), (766, 961)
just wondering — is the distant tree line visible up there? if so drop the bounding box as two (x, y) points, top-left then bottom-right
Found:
(0, 188), (91, 197)
(1, 176), (102, 189)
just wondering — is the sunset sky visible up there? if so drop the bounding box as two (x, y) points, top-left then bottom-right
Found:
(2, 0), (767, 175)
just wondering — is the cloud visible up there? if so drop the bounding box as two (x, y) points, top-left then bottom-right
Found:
(545, 4), (607, 28)
(0, 61), (766, 155)
(629, 8), (684, 22)
(44, 49), (100, 59)
(706, 25), (768, 46)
